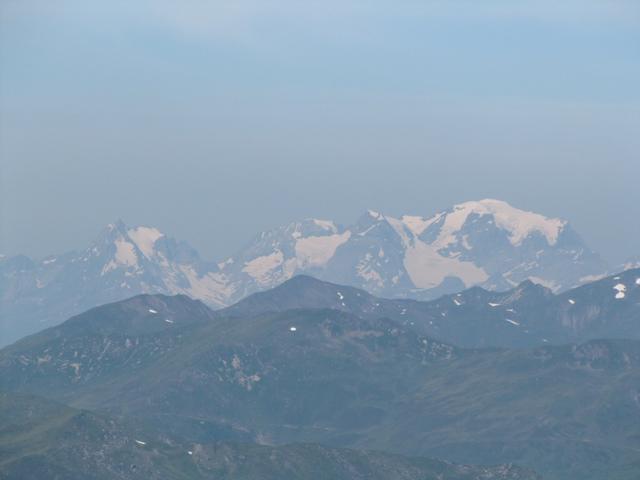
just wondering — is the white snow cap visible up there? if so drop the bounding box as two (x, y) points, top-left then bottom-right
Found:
(433, 199), (566, 247)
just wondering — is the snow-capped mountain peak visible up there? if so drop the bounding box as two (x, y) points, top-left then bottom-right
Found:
(430, 199), (567, 249)
(311, 218), (339, 233)
(1, 201), (609, 346)
(221, 201), (603, 300)
(220, 218), (351, 289)
(91, 222), (168, 275)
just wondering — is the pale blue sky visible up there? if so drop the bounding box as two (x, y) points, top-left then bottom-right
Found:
(1, 0), (639, 264)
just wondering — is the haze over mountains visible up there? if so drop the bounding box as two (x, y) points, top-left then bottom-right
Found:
(2, 236), (639, 479)
(3, 270), (640, 479)
(4, 1), (637, 477)
(1, 199), (610, 345)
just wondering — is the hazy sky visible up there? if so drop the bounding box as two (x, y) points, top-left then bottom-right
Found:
(1, 0), (639, 264)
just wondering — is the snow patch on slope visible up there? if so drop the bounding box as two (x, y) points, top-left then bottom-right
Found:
(178, 266), (235, 306)
(115, 240), (137, 266)
(128, 227), (164, 259)
(367, 210), (383, 220)
(242, 250), (286, 285)
(403, 239), (488, 289)
(614, 283), (627, 299)
(401, 215), (436, 236)
(528, 276), (560, 291)
(356, 253), (385, 287)
(102, 239), (139, 274)
(295, 231), (351, 269)
(312, 219), (338, 233)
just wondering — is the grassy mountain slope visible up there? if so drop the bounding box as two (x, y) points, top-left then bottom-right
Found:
(0, 392), (538, 480)
(3, 270), (640, 479)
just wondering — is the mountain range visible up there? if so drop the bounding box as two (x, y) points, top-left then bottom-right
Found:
(2, 270), (640, 479)
(225, 268), (640, 348)
(0, 199), (610, 346)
